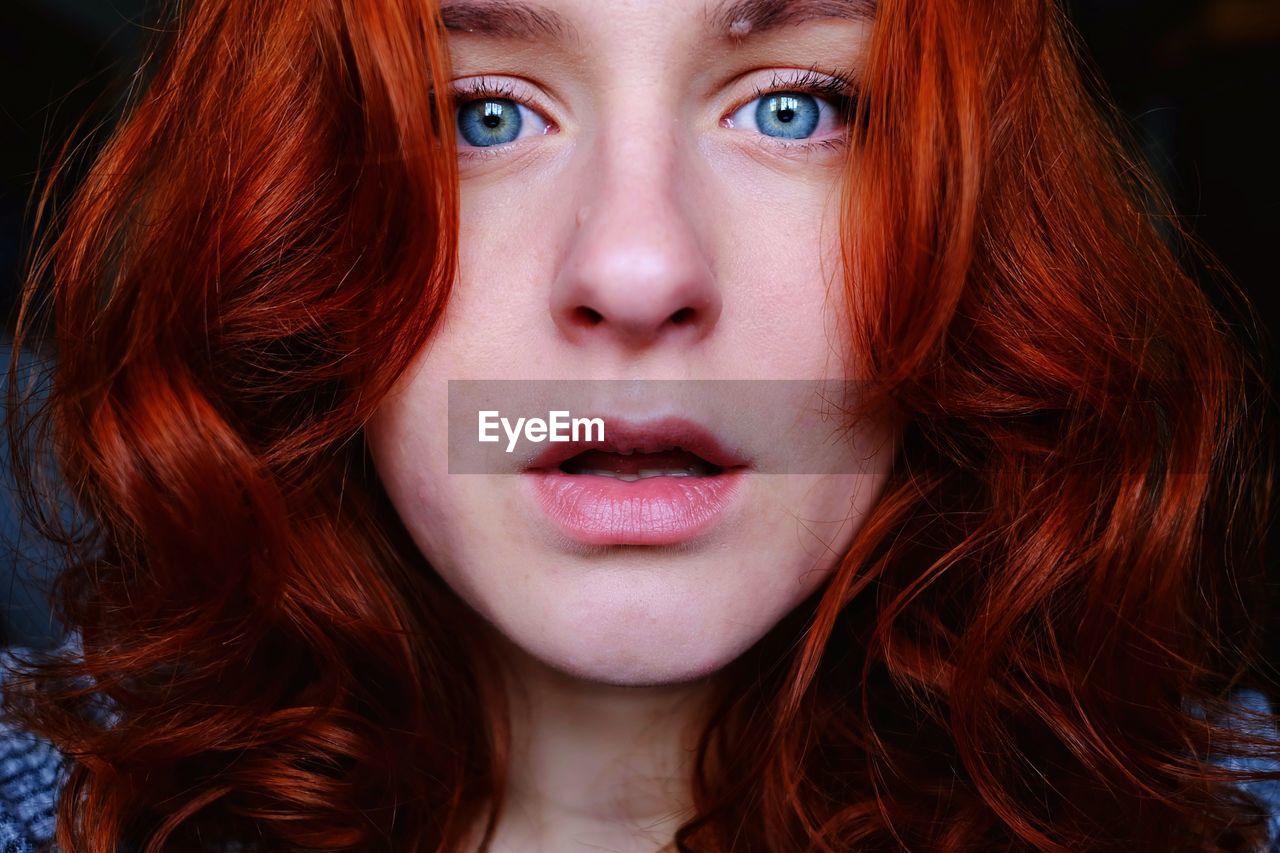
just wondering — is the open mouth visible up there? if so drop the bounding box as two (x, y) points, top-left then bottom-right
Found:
(526, 416), (746, 476)
(524, 417), (747, 546)
(557, 447), (724, 480)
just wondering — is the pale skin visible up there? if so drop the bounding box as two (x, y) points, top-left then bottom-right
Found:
(477, 633), (709, 851)
(363, 0), (888, 849)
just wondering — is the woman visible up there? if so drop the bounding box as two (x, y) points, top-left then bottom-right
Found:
(2, 0), (1278, 849)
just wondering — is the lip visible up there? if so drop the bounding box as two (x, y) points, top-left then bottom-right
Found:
(524, 416), (748, 546)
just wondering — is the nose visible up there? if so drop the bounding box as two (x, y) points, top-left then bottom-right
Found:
(550, 140), (721, 350)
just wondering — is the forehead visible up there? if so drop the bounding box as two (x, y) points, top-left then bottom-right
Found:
(439, 0), (876, 45)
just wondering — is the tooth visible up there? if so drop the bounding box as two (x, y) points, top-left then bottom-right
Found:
(569, 467), (713, 480)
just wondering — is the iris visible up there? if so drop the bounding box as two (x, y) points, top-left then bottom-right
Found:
(459, 98), (523, 147)
(755, 92), (820, 139)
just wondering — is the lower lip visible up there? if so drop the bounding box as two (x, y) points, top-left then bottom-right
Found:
(526, 469), (745, 546)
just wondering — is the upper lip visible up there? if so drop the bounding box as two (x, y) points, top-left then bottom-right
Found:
(525, 416), (750, 472)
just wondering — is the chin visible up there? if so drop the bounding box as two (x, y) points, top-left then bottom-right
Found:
(464, 550), (827, 687)
(518, 623), (757, 687)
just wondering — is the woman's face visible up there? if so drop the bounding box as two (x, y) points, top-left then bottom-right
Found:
(366, 0), (893, 685)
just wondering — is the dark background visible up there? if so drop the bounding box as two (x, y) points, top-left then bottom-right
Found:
(1, 0), (1278, 647)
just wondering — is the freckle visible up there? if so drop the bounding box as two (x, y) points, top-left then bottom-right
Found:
(728, 18), (752, 36)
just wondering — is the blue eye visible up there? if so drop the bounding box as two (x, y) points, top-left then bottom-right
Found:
(755, 92), (820, 139)
(724, 73), (855, 144)
(458, 98), (523, 147)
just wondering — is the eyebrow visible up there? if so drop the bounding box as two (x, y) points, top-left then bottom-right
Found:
(707, 0), (876, 37)
(439, 0), (574, 41)
(439, 0), (875, 43)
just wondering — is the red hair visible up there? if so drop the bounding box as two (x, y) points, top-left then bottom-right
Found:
(4, 0), (1277, 849)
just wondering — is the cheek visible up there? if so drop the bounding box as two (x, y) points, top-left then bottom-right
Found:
(707, 170), (851, 378)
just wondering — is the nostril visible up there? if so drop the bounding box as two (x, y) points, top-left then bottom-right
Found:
(571, 306), (605, 327)
(669, 307), (696, 326)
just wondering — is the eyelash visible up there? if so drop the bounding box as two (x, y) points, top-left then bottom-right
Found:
(745, 69), (857, 120)
(449, 67), (859, 159)
(453, 76), (520, 106)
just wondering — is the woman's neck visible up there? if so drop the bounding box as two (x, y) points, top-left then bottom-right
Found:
(482, 642), (718, 852)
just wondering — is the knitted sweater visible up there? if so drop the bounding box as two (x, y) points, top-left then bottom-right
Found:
(0, 716), (59, 853)
(4, 647), (1280, 852)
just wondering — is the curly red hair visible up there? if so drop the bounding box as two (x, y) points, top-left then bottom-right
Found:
(4, 0), (1278, 850)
